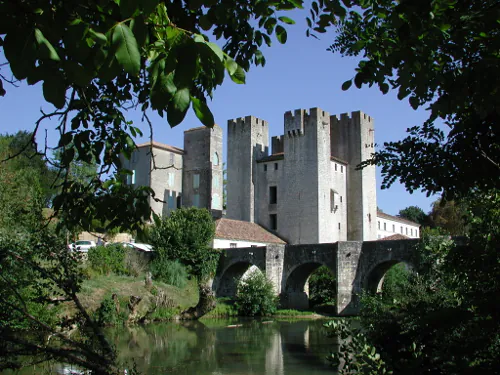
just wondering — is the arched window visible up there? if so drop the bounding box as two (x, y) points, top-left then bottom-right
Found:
(213, 152), (219, 166)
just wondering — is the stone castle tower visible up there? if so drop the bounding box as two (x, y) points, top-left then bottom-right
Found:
(226, 107), (377, 243)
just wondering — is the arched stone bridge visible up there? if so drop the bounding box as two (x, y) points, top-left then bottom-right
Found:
(211, 239), (419, 315)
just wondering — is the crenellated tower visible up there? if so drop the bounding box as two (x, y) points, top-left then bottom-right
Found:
(227, 116), (269, 222)
(330, 111), (377, 241)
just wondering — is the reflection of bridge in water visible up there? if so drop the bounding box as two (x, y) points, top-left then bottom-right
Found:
(212, 239), (418, 315)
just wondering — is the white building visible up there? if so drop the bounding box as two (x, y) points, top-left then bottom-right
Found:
(376, 211), (420, 239)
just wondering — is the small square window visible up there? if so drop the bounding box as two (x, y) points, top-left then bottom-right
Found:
(274, 163), (278, 170)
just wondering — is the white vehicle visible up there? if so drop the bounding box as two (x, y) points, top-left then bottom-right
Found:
(68, 240), (96, 252)
(120, 242), (154, 252)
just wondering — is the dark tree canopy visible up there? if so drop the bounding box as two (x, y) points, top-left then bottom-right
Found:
(307, 0), (500, 199)
(0, 0), (304, 232)
(398, 205), (427, 226)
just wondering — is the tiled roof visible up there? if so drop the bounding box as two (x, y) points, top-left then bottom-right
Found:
(378, 234), (412, 241)
(256, 153), (284, 163)
(215, 218), (286, 244)
(377, 210), (420, 226)
(136, 141), (184, 155)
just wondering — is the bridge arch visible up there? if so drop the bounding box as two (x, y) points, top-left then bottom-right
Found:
(364, 260), (412, 294)
(281, 261), (334, 310)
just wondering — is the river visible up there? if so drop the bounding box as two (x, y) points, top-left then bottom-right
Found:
(5, 319), (340, 375)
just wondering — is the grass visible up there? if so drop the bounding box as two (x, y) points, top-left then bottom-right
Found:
(203, 299), (238, 319)
(64, 272), (199, 319)
(274, 309), (315, 316)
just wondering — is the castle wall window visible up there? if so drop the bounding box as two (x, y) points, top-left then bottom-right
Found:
(168, 191), (175, 209)
(177, 195), (182, 208)
(330, 190), (338, 212)
(193, 194), (200, 207)
(168, 172), (175, 187)
(274, 163), (278, 170)
(270, 214), (277, 230)
(127, 169), (136, 185)
(213, 175), (220, 189)
(213, 152), (219, 166)
(269, 186), (277, 204)
(193, 174), (200, 189)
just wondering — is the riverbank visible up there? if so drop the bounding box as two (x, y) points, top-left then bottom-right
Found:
(65, 273), (336, 325)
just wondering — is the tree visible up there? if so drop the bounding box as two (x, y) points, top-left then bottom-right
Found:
(1, 0), (304, 232)
(429, 197), (468, 235)
(1, 2), (307, 372)
(398, 205), (427, 226)
(149, 207), (219, 318)
(307, 0), (500, 201)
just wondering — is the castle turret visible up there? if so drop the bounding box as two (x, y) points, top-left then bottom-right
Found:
(227, 116), (269, 222)
(182, 125), (223, 217)
(330, 111), (377, 241)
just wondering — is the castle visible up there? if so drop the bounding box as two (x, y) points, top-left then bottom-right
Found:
(121, 107), (420, 244)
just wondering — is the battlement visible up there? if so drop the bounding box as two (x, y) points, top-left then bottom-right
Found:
(331, 111), (373, 124)
(228, 116), (268, 129)
(272, 135), (284, 154)
(284, 107), (330, 137)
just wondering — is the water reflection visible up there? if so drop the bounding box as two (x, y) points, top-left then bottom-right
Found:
(3, 320), (337, 375)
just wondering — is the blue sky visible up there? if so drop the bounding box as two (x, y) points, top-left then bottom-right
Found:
(0, 9), (439, 216)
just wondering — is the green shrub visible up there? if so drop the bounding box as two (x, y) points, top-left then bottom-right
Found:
(87, 244), (128, 275)
(95, 294), (128, 326)
(235, 271), (277, 316)
(308, 265), (336, 306)
(150, 257), (188, 288)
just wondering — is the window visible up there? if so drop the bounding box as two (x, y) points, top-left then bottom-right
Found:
(212, 194), (221, 209)
(264, 164), (267, 171)
(392, 224), (395, 232)
(168, 191), (175, 209)
(193, 194), (200, 207)
(274, 163), (278, 170)
(383, 222), (387, 231)
(330, 190), (337, 212)
(213, 152), (219, 166)
(406, 227), (408, 235)
(340, 196), (343, 203)
(168, 172), (175, 187)
(335, 163), (337, 171)
(230, 243), (237, 248)
(411, 228), (413, 236)
(341, 166), (343, 173)
(193, 174), (200, 189)
(401, 226), (403, 234)
(131, 170), (136, 184)
(269, 186), (277, 204)
(338, 222), (341, 230)
(251, 245), (258, 248)
(378, 221), (380, 229)
(177, 195), (182, 208)
(270, 214), (277, 230)
(170, 152), (175, 165)
(213, 175), (220, 189)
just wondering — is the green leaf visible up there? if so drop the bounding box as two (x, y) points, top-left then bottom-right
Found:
(34, 28), (60, 61)
(112, 23), (141, 75)
(229, 65), (246, 84)
(224, 56), (238, 75)
(43, 74), (67, 109)
(275, 25), (287, 44)
(199, 15), (213, 31)
(192, 97), (214, 127)
(278, 16), (295, 25)
(409, 96), (419, 110)
(206, 42), (224, 61)
(167, 88), (191, 127)
(342, 80), (352, 91)
(65, 61), (94, 87)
